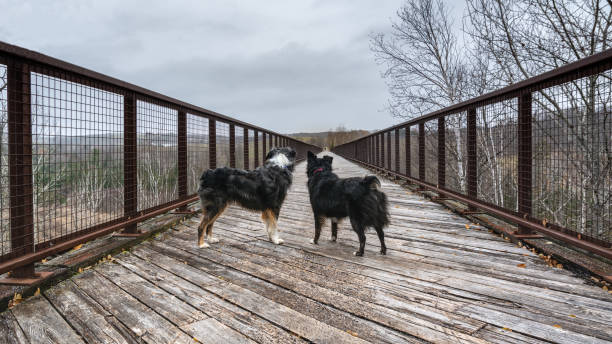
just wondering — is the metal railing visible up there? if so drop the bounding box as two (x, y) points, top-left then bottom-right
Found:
(334, 49), (612, 260)
(0, 41), (320, 279)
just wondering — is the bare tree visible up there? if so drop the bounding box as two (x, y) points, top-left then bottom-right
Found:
(371, 0), (475, 191)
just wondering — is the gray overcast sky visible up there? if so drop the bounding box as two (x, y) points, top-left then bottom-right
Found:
(0, 0), (464, 134)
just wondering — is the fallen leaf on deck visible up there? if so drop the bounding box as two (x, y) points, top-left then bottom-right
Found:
(346, 330), (359, 337)
(501, 327), (512, 332)
(72, 244), (83, 251)
(41, 258), (47, 263)
(517, 263), (526, 268)
(568, 314), (576, 318)
(465, 224), (470, 229)
(34, 288), (40, 296)
(553, 324), (562, 329)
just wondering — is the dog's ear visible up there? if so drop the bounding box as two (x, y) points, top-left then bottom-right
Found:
(265, 148), (276, 161)
(323, 156), (333, 164)
(307, 151), (316, 161)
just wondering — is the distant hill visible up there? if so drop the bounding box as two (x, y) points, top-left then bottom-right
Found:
(288, 129), (370, 149)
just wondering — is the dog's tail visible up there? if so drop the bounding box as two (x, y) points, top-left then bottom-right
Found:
(358, 176), (390, 228)
(360, 175), (381, 190)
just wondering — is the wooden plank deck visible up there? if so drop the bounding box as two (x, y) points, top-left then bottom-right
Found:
(1, 152), (611, 343)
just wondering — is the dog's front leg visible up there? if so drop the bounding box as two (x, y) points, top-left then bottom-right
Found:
(262, 210), (284, 245)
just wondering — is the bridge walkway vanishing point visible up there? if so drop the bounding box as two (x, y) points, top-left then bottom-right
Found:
(1, 153), (611, 344)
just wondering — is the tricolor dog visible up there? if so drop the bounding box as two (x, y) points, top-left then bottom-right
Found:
(196, 147), (296, 248)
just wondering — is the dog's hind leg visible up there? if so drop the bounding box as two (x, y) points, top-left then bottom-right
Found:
(206, 203), (227, 245)
(375, 226), (386, 255)
(262, 209), (283, 245)
(330, 218), (338, 242)
(310, 214), (323, 245)
(349, 217), (366, 256)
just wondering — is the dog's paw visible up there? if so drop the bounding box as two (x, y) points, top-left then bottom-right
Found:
(208, 237), (220, 244)
(310, 238), (318, 245)
(380, 248), (387, 255)
(272, 238), (284, 245)
(353, 251), (364, 257)
(198, 242), (210, 248)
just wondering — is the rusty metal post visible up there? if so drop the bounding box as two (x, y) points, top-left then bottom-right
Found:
(371, 136), (375, 165)
(517, 93), (534, 235)
(438, 116), (445, 188)
(395, 129), (400, 172)
(262, 132), (267, 162)
(243, 127), (249, 170)
(405, 125), (411, 176)
(380, 134), (385, 168)
(254, 130), (259, 167)
(209, 118), (216, 169)
(386, 131), (391, 169)
(229, 123), (235, 168)
(121, 92), (139, 235)
(419, 122), (425, 181)
(467, 108), (478, 209)
(177, 110), (187, 202)
(2, 60), (46, 283)
(374, 135), (379, 167)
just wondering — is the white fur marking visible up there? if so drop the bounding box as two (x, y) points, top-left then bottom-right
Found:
(268, 153), (290, 168)
(199, 242), (210, 248)
(208, 237), (220, 244)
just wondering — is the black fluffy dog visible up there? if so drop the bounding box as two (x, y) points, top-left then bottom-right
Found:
(197, 147), (296, 248)
(306, 151), (389, 256)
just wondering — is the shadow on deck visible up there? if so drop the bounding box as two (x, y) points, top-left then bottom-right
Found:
(1, 153), (611, 343)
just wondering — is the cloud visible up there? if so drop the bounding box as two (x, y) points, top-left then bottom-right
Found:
(0, 0), (407, 133)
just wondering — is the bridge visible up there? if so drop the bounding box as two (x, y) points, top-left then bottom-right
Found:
(0, 42), (610, 343)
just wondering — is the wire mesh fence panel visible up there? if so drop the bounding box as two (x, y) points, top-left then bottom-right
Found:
(410, 127), (419, 178)
(235, 125), (244, 169)
(476, 99), (518, 211)
(532, 71), (611, 244)
(0, 64), (8, 255)
(137, 100), (178, 211)
(445, 112), (468, 194)
(424, 120), (438, 185)
(248, 129), (255, 170)
(30, 71), (124, 246)
(216, 121), (230, 168)
(187, 114), (209, 195)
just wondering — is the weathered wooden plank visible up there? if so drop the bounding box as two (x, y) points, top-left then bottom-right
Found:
(71, 269), (192, 344)
(94, 262), (206, 327)
(11, 295), (85, 343)
(114, 252), (307, 344)
(155, 236), (489, 343)
(0, 310), (28, 344)
(45, 279), (140, 344)
(216, 231), (612, 340)
(132, 244), (422, 344)
(183, 318), (256, 344)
